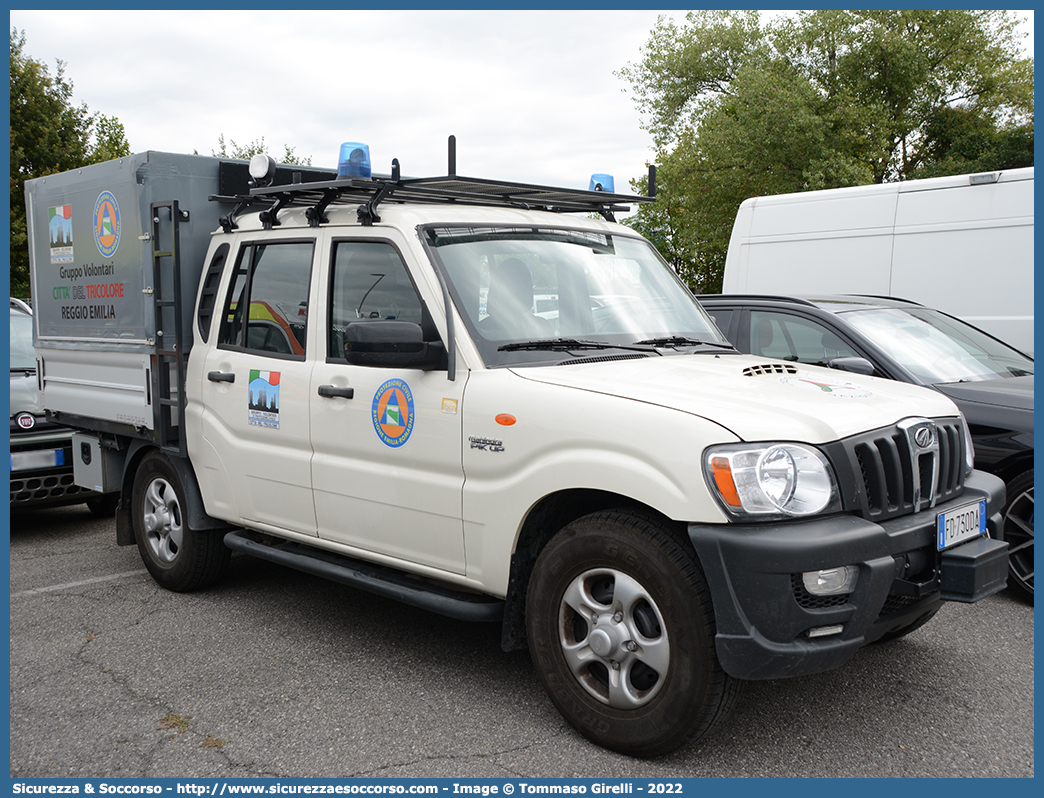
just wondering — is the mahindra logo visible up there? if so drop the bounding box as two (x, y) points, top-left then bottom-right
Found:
(897, 417), (940, 511)
(16, 413), (35, 430)
(914, 426), (935, 449)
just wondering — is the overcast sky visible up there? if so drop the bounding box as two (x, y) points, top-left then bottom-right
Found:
(10, 9), (1035, 195)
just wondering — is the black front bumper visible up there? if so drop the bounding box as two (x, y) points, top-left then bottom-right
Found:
(688, 470), (1007, 681)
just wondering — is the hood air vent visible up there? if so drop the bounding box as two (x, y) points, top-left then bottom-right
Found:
(743, 363), (798, 377)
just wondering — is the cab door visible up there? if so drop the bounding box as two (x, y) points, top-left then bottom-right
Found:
(309, 235), (466, 573)
(197, 236), (319, 536)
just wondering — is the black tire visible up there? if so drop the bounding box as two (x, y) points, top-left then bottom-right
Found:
(999, 469), (1033, 604)
(131, 451), (230, 592)
(85, 493), (119, 517)
(526, 511), (740, 757)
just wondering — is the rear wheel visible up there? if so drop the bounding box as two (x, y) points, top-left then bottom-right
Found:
(999, 469), (1033, 604)
(131, 451), (230, 592)
(526, 511), (739, 757)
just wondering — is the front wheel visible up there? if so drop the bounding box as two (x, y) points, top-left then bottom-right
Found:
(131, 451), (230, 592)
(999, 469), (1033, 604)
(526, 511), (739, 757)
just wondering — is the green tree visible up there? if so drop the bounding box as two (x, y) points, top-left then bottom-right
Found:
(89, 114), (133, 163)
(912, 106), (1034, 178)
(209, 134), (312, 166)
(10, 29), (132, 299)
(619, 10), (1034, 292)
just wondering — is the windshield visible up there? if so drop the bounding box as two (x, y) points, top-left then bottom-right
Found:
(425, 226), (729, 366)
(840, 306), (1033, 383)
(10, 310), (36, 371)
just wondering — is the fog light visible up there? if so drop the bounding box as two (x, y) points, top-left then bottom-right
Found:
(807, 625), (844, 638)
(802, 566), (858, 596)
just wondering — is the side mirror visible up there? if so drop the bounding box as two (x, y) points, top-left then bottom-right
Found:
(344, 321), (445, 370)
(828, 356), (875, 376)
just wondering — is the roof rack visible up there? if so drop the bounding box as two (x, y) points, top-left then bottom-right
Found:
(700, 293), (927, 309)
(211, 135), (656, 231)
(699, 294), (820, 307)
(840, 294), (924, 306)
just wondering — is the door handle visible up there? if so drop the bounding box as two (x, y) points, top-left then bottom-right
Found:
(208, 371), (235, 383)
(318, 385), (354, 399)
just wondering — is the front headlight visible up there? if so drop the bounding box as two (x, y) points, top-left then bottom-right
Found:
(704, 443), (841, 521)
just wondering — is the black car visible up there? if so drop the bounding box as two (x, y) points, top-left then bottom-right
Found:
(700, 294), (1033, 603)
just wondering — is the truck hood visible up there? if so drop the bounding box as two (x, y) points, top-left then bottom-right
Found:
(9, 371), (42, 416)
(934, 375), (1033, 412)
(513, 354), (960, 444)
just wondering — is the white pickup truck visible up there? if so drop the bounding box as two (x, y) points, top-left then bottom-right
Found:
(25, 140), (1008, 757)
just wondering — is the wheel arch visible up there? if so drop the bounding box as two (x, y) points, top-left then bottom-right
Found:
(990, 452), (1034, 489)
(499, 488), (685, 652)
(115, 441), (228, 546)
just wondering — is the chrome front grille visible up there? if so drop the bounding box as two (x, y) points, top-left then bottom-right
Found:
(825, 417), (966, 523)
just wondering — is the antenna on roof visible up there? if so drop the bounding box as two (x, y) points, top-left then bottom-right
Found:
(448, 135), (457, 177)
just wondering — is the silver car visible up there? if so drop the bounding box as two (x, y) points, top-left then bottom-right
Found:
(10, 298), (117, 514)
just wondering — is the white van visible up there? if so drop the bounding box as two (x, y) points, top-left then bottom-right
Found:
(722, 167), (1034, 355)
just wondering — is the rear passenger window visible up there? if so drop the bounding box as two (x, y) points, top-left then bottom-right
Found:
(218, 241), (314, 358)
(196, 243), (229, 343)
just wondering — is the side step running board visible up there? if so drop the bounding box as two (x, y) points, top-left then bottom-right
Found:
(224, 530), (504, 623)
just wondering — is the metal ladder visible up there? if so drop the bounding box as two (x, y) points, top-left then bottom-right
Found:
(150, 200), (189, 457)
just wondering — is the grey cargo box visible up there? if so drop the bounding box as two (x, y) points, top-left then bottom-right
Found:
(26, 151), (335, 436)
(25, 151), (237, 432)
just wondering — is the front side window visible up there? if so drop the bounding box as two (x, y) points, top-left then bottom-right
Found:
(704, 307), (735, 339)
(218, 241), (313, 358)
(749, 311), (861, 367)
(328, 241), (426, 359)
(425, 226), (728, 366)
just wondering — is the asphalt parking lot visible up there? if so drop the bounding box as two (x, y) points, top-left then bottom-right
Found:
(8, 504), (1034, 778)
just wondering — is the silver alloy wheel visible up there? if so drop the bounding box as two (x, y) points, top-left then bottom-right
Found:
(142, 477), (183, 563)
(558, 568), (669, 709)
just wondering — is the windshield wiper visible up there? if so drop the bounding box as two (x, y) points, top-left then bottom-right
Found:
(632, 336), (736, 351)
(499, 338), (659, 354)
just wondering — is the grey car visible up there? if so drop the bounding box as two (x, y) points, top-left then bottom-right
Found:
(10, 299), (117, 515)
(700, 294), (1033, 604)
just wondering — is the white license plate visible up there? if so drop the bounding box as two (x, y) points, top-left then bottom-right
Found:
(937, 500), (987, 550)
(10, 449), (64, 472)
